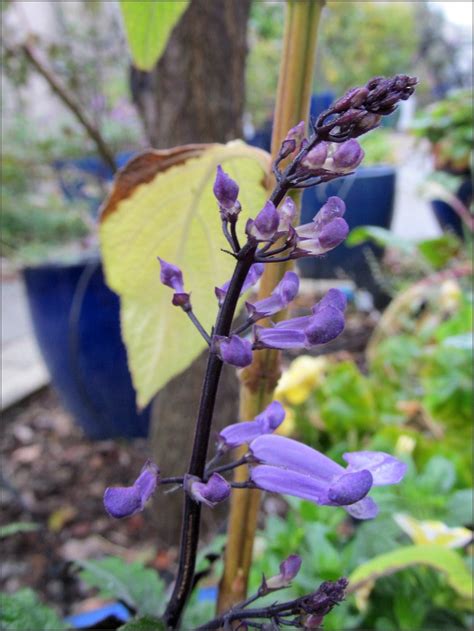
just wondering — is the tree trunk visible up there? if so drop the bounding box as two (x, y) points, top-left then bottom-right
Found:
(142, 0), (251, 544)
(131, 0), (252, 148)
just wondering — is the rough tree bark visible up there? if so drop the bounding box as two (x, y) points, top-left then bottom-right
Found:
(131, 0), (252, 148)
(140, 0), (252, 544)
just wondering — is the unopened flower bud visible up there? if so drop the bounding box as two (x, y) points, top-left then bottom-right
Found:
(247, 201), (280, 241)
(284, 120), (305, 145)
(158, 258), (191, 309)
(104, 461), (160, 519)
(213, 335), (253, 368)
(213, 165), (240, 219)
(266, 554), (302, 589)
(302, 142), (329, 170)
(318, 217), (350, 250)
(332, 139), (364, 171)
(185, 473), (230, 508)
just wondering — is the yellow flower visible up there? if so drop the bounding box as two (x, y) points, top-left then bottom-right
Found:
(275, 355), (327, 405)
(395, 434), (416, 456)
(394, 513), (472, 548)
(439, 279), (461, 311)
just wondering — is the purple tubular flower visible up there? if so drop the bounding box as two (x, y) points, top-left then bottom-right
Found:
(213, 335), (253, 367)
(218, 400), (285, 450)
(213, 165), (240, 218)
(185, 473), (230, 508)
(215, 263), (264, 306)
(266, 554), (302, 589)
(332, 139), (365, 171)
(247, 201), (280, 241)
(248, 435), (406, 519)
(293, 197), (348, 257)
(103, 460), (160, 519)
(253, 288), (346, 350)
(246, 271), (299, 320)
(158, 258), (191, 309)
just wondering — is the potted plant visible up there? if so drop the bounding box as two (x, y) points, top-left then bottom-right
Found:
(410, 89), (473, 236)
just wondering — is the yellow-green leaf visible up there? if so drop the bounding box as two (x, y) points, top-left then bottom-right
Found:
(100, 142), (270, 408)
(120, 1), (190, 71)
(348, 544), (472, 601)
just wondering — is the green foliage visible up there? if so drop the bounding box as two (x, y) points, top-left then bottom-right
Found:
(411, 89), (473, 170)
(76, 557), (166, 619)
(0, 522), (40, 538)
(358, 129), (398, 166)
(120, 1), (190, 71)
(119, 617), (166, 631)
(0, 589), (66, 630)
(318, 2), (418, 94)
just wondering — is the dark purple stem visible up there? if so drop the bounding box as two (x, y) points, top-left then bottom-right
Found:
(163, 242), (258, 628)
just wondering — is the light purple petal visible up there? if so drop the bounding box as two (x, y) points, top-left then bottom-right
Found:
(332, 140), (364, 171)
(248, 201), (280, 241)
(213, 335), (253, 368)
(266, 554), (302, 589)
(313, 288), (347, 314)
(313, 196), (346, 226)
(342, 451), (407, 486)
(277, 197), (297, 232)
(344, 496), (379, 520)
(318, 218), (349, 250)
(246, 272), (299, 320)
(326, 470), (373, 506)
(302, 142), (328, 169)
(249, 435), (343, 481)
(187, 473), (230, 508)
(215, 263), (264, 306)
(253, 325), (306, 350)
(250, 465), (330, 504)
(254, 400), (286, 432)
(103, 461), (160, 519)
(274, 314), (313, 332)
(295, 222), (317, 240)
(304, 306), (345, 346)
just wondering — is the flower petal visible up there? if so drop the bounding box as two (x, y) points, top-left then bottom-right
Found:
(249, 435), (343, 481)
(219, 401), (285, 449)
(344, 496), (379, 520)
(327, 470), (373, 506)
(186, 473), (231, 508)
(250, 465), (330, 503)
(103, 461), (160, 519)
(342, 451), (407, 486)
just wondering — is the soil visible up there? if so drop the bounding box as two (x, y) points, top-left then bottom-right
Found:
(0, 309), (377, 621)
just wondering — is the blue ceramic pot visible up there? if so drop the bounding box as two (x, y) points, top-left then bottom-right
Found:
(297, 165), (396, 298)
(22, 254), (150, 439)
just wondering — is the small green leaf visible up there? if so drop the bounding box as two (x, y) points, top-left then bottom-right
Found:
(0, 522), (40, 538)
(0, 589), (66, 630)
(119, 616), (166, 631)
(348, 545), (473, 600)
(120, 1), (190, 71)
(346, 226), (414, 254)
(76, 557), (166, 618)
(416, 234), (460, 269)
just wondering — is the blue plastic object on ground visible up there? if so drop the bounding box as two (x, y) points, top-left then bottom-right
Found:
(22, 254), (150, 439)
(66, 602), (130, 629)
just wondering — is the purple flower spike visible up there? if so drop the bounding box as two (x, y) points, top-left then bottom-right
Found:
(215, 263), (264, 306)
(185, 473), (230, 508)
(103, 460), (160, 519)
(213, 335), (253, 368)
(246, 271), (299, 320)
(213, 165), (240, 219)
(158, 258), (191, 309)
(248, 435), (406, 519)
(332, 139), (365, 171)
(219, 400), (285, 450)
(266, 554), (302, 589)
(247, 201), (280, 241)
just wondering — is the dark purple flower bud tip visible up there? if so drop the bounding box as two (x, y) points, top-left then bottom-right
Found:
(158, 258), (185, 293)
(213, 335), (253, 368)
(185, 472), (231, 508)
(332, 139), (365, 171)
(213, 165), (239, 213)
